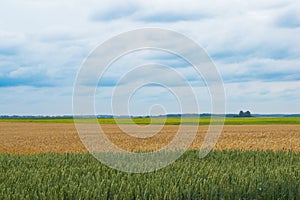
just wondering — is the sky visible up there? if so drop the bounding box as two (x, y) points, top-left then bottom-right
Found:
(0, 0), (300, 115)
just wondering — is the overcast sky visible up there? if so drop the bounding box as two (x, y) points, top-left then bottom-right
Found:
(1, 0), (300, 115)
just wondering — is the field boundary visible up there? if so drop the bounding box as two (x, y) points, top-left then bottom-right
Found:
(1, 117), (300, 125)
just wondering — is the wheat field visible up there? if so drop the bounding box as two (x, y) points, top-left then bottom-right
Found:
(1, 122), (299, 154)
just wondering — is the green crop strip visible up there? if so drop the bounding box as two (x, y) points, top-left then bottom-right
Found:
(0, 150), (299, 199)
(1, 117), (300, 125)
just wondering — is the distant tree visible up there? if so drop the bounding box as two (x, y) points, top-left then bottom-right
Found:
(238, 110), (252, 117)
(245, 111), (251, 117)
(239, 111), (244, 117)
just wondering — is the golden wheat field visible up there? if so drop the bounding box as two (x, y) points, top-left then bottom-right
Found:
(0, 122), (300, 154)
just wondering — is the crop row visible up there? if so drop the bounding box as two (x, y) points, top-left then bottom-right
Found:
(1, 150), (299, 199)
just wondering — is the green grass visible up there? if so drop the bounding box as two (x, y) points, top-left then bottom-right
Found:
(1, 117), (300, 125)
(0, 150), (299, 199)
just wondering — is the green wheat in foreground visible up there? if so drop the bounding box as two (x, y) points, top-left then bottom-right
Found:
(1, 150), (299, 199)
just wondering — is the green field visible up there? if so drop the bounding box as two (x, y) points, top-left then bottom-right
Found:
(1, 117), (300, 125)
(1, 150), (299, 199)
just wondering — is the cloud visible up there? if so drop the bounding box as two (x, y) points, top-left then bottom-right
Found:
(0, 31), (25, 56)
(0, 66), (54, 87)
(97, 65), (199, 88)
(0, 28), (91, 88)
(90, 2), (139, 21)
(89, 0), (214, 23)
(275, 9), (300, 28)
(218, 58), (300, 83)
(137, 12), (210, 23)
(0, 47), (19, 56)
(39, 32), (82, 43)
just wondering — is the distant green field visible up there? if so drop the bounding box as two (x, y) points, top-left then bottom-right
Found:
(1, 117), (300, 125)
(1, 150), (299, 199)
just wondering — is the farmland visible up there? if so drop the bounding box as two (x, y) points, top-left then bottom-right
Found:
(1, 151), (300, 199)
(1, 123), (300, 153)
(1, 118), (300, 199)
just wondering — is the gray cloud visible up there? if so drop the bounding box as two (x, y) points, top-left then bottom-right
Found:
(0, 66), (55, 87)
(89, 0), (214, 23)
(137, 12), (211, 23)
(90, 2), (139, 21)
(276, 9), (300, 28)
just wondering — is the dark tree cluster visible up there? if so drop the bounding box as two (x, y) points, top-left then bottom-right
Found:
(238, 110), (252, 117)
